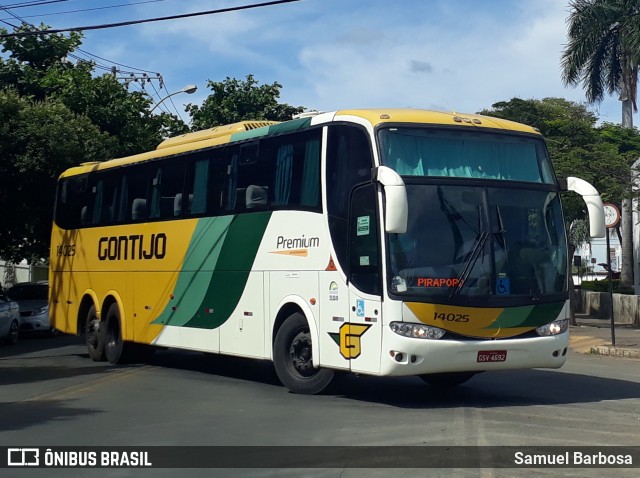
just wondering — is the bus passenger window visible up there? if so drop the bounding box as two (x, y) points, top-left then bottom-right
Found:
(226, 142), (270, 214)
(149, 159), (185, 220)
(118, 164), (149, 223)
(55, 174), (89, 230)
(271, 130), (321, 209)
(184, 150), (226, 217)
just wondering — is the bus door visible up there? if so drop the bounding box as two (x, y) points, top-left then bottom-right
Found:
(347, 183), (383, 375)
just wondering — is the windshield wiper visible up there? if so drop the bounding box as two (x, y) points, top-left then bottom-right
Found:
(449, 230), (489, 299)
(495, 205), (507, 253)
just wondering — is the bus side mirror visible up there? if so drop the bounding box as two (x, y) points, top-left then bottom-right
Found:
(559, 176), (605, 238)
(374, 166), (408, 234)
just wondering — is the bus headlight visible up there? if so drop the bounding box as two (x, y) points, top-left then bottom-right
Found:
(390, 322), (446, 340)
(535, 319), (568, 336)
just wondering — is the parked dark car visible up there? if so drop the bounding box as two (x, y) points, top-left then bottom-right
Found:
(7, 281), (56, 336)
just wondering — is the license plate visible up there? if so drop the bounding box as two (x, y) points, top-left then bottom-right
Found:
(477, 350), (507, 363)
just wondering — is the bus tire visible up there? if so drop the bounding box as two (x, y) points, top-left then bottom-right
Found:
(85, 305), (105, 362)
(103, 303), (131, 364)
(273, 312), (334, 395)
(419, 372), (477, 388)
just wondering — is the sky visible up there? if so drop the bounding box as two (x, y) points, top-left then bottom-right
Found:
(1, 0), (635, 126)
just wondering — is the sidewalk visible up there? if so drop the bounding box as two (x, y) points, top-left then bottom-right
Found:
(569, 313), (640, 359)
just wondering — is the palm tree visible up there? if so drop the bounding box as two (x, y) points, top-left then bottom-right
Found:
(561, 0), (640, 287)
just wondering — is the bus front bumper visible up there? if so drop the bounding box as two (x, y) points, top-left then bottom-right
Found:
(379, 330), (569, 376)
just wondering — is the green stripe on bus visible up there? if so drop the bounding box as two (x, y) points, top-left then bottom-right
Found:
(185, 212), (271, 329)
(152, 216), (233, 327)
(484, 302), (564, 329)
(152, 212), (271, 329)
(230, 117), (312, 142)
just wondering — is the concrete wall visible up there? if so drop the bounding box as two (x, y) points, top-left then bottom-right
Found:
(576, 289), (640, 325)
(0, 261), (48, 289)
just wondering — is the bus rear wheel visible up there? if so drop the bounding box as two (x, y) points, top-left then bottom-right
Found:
(103, 303), (131, 364)
(419, 372), (477, 388)
(85, 305), (105, 361)
(273, 312), (334, 395)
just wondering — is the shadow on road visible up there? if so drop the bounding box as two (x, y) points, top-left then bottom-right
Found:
(3, 334), (639, 410)
(0, 400), (102, 432)
(328, 369), (640, 409)
(149, 349), (282, 388)
(146, 348), (640, 409)
(0, 333), (83, 359)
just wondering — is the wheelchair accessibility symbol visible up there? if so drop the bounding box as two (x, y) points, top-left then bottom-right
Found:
(356, 299), (365, 318)
(496, 277), (510, 295)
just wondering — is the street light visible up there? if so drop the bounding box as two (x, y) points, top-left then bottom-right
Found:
(150, 84), (198, 113)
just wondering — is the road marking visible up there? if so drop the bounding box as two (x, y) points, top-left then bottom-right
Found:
(23, 365), (152, 402)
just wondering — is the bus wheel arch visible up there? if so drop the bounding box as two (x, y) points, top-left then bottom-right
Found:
(272, 305), (333, 395)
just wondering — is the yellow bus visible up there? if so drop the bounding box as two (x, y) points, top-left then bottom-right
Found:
(50, 109), (605, 394)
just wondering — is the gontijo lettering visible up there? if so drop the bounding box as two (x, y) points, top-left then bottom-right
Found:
(98, 233), (167, 261)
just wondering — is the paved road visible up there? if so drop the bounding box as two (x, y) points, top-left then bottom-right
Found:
(1, 334), (639, 477)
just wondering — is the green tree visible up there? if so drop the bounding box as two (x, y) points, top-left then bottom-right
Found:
(561, 0), (640, 286)
(0, 24), (188, 157)
(0, 24), (189, 261)
(0, 90), (114, 262)
(480, 97), (639, 223)
(187, 74), (305, 130)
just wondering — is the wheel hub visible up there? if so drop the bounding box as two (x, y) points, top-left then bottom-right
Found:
(289, 332), (314, 376)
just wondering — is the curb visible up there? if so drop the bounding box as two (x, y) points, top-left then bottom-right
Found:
(589, 345), (640, 359)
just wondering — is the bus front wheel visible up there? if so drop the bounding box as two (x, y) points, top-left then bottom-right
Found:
(419, 372), (477, 388)
(273, 312), (334, 395)
(85, 305), (105, 362)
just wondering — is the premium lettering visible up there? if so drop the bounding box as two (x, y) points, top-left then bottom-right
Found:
(276, 235), (320, 250)
(98, 233), (167, 261)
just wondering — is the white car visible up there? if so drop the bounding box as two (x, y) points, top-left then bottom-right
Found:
(0, 289), (20, 345)
(7, 281), (55, 336)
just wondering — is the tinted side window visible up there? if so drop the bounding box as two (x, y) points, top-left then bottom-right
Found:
(122, 164), (150, 223)
(271, 129), (322, 210)
(226, 142), (271, 213)
(182, 149), (227, 218)
(87, 172), (119, 226)
(326, 125), (374, 270)
(149, 158), (185, 220)
(55, 174), (89, 230)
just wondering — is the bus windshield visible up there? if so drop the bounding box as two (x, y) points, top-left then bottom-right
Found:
(379, 127), (555, 183)
(387, 184), (567, 302)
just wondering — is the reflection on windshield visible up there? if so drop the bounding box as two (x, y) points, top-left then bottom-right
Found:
(389, 185), (567, 301)
(379, 127), (555, 183)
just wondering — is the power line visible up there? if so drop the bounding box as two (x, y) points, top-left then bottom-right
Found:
(0, 0), (168, 22)
(0, 3), (168, 107)
(76, 48), (160, 75)
(0, 0), (301, 37)
(0, 2), (195, 122)
(1, 0), (69, 10)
